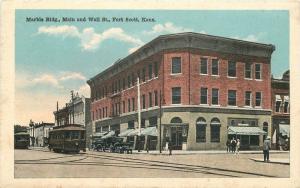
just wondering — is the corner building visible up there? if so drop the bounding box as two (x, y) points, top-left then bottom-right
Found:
(88, 32), (275, 150)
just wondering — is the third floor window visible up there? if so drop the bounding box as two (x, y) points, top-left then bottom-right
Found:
(211, 59), (219, 76)
(245, 63), (252, 79)
(171, 57), (181, 74)
(228, 61), (236, 77)
(255, 64), (262, 80)
(200, 58), (208, 74)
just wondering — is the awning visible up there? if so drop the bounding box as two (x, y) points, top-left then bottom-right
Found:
(118, 129), (135, 137)
(92, 132), (108, 137)
(141, 126), (158, 136)
(127, 128), (144, 136)
(228, 126), (267, 135)
(279, 124), (290, 137)
(101, 131), (115, 139)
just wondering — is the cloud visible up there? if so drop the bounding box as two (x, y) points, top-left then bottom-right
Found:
(234, 32), (266, 42)
(32, 74), (61, 88)
(143, 22), (193, 35)
(76, 83), (90, 98)
(59, 72), (86, 81)
(37, 25), (143, 52)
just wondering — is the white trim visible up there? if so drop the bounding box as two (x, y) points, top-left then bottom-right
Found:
(227, 76), (237, 79)
(255, 63), (262, 80)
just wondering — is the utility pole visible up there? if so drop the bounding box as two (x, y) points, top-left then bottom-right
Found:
(159, 90), (162, 153)
(137, 77), (141, 152)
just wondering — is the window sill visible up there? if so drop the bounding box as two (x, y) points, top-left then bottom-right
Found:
(211, 104), (220, 107)
(227, 76), (237, 79)
(199, 73), (208, 76)
(254, 79), (263, 81)
(170, 73), (182, 76)
(211, 74), (219, 77)
(244, 78), (252, 80)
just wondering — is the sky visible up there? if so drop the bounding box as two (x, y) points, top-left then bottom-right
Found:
(15, 10), (289, 125)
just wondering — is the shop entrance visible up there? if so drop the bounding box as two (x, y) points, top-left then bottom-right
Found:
(170, 126), (183, 150)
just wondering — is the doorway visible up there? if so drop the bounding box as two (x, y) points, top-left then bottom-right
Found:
(170, 126), (183, 150)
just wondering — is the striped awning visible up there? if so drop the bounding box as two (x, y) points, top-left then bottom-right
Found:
(141, 126), (158, 137)
(127, 128), (144, 136)
(118, 129), (135, 137)
(228, 126), (267, 135)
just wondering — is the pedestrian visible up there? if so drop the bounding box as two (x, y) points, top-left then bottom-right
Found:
(236, 139), (240, 154)
(231, 138), (236, 153)
(263, 136), (271, 162)
(226, 139), (231, 153)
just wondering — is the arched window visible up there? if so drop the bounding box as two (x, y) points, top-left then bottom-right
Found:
(210, 118), (221, 142)
(196, 117), (206, 143)
(170, 117), (182, 124)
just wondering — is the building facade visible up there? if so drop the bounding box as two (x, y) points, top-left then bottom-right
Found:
(53, 93), (92, 147)
(271, 70), (290, 149)
(27, 121), (54, 147)
(87, 32), (275, 150)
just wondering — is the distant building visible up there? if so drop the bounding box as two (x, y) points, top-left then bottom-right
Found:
(27, 120), (54, 147)
(271, 70), (290, 149)
(53, 93), (91, 147)
(87, 32), (275, 151)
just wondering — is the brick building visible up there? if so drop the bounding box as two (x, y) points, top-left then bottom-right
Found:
(87, 32), (275, 150)
(271, 70), (290, 149)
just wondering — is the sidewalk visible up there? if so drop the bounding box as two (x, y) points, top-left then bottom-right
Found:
(250, 158), (290, 165)
(124, 149), (289, 155)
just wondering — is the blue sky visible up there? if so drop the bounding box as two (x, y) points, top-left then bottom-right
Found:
(15, 10), (289, 125)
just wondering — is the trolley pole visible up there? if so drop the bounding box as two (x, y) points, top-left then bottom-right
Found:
(71, 90), (75, 124)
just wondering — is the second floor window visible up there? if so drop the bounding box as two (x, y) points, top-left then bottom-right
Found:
(200, 87), (208, 104)
(154, 62), (159, 77)
(255, 92), (262, 107)
(255, 64), (262, 79)
(212, 88), (219, 105)
(148, 64), (153, 79)
(228, 90), (237, 106)
(200, 58), (208, 74)
(212, 59), (219, 75)
(142, 95), (146, 109)
(128, 99), (131, 112)
(132, 98), (135, 111)
(245, 63), (252, 79)
(149, 92), (153, 107)
(172, 87), (181, 104)
(154, 90), (158, 106)
(172, 57), (181, 74)
(142, 68), (146, 82)
(245, 91), (252, 106)
(228, 61), (236, 77)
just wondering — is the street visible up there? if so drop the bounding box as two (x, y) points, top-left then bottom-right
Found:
(14, 148), (289, 178)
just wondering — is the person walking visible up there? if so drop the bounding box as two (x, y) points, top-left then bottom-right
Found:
(226, 139), (231, 153)
(263, 136), (271, 162)
(231, 138), (236, 153)
(236, 139), (240, 154)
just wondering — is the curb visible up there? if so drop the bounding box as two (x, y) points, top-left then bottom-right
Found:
(250, 158), (290, 165)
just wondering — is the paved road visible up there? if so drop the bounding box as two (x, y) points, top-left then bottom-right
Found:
(14, 148), (289, 178)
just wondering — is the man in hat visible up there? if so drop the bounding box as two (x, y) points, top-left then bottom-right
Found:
(263, 136), (271, 162)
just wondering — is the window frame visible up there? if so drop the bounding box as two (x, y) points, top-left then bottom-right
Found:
(171, 57), (182, 75)
(255, 92), (262, 107)
(245, 91), (252, 107)
(255, 63), (262, 80)
(228, 90), (237, 106)
(171, 87), (181, 104)
(244, 63), (252, 79)
(200, 87), (208, 105)
(211, 59), (219, 76)
(227, 61), (237, 78)
(211, 88), (219, 105)
(200, 58), (208, 75)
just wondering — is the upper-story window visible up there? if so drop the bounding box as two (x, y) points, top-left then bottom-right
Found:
(131, 73), (135, 86)
(122, 78), (126, 90)
(211, 59), (219, 76)
(171, 57), (181, 74)
(255, 64), (262, 80)
(200, 58), (208, 75)
(149, 92), (153, 107)
(127, 75), (131, 88)
(142, 68), (146, 82)
(128, 99), (131, 112)
(118, 79), (121, 92)
(245, 91), (252, 106)
(154, 90), (158, 106)
(154, 62), (159, 77)
(228, 61), (236, 77)
(200, 87), (208, 104)
(228, 90), (237, 106)
(132, 98), (135, 111)
(245, 63), (252, 79)
(122, 101), (125, 113)
(255, 92), (262, 107)
(142, 94), (146, 109)
(212, 88), (219, 105)
(172, 87), (181, 104)
(148, 64), (153, 79)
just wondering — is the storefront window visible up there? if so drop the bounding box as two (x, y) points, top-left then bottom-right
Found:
(210, 118), (221, 142)
(196, 117), (206, 143)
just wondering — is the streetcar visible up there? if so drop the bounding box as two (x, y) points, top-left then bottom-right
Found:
(14, 132), (30, 149)
(48, 124), (86, 153)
